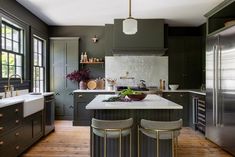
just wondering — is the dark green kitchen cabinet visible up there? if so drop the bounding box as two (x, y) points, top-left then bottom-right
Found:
(22, 111), (44, 148)
(73, 92), (115, 126)
(163, 92), (189, 126)
(50, 38), (80, 120)
(168, 36), (202, 89)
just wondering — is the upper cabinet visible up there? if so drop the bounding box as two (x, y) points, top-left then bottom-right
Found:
(113, 19), (165, 55)
(205, 1), (235, 35)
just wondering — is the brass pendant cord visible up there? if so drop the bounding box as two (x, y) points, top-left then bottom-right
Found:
(129, 0), (132, 18)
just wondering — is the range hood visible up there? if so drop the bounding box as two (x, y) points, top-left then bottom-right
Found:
(113, 19), (166, 56)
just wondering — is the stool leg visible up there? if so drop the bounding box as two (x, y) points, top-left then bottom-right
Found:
(130, 131), (132, 157)
(175, 137), (178, 157)
(119, 130), (122, 157)
(171, 132), (174, 157)
(91, 130), (94, 157)
(156, 131), (159, 157)
(138, 126), (140, 157)
(104, 130), (107, 157)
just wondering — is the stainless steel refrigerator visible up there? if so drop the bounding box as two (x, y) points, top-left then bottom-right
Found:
(206, 25), (235, 156)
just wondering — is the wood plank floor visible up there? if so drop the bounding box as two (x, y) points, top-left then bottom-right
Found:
(22, 121), (233, 157)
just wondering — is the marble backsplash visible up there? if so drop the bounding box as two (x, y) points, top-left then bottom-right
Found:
(105, 56), (168, 88)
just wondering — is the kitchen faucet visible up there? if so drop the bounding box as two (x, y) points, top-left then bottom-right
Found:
(4, 74), (23, 97)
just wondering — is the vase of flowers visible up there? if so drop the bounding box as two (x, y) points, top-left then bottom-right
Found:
(66, 68), (90, 90)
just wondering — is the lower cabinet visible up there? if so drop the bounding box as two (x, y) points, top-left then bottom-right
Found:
(73, 92), (115, 126)
(163, 92), (206, 132)
(22, 111), (44, 147)
(163, 92), (189, 126)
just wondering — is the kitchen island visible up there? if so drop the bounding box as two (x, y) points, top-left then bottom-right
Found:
(86, 94), (182, 157)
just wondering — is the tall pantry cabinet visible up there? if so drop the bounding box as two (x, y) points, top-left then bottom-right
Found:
(50, 38), (80, 120)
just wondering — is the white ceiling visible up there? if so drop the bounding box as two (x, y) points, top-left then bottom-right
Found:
(17, 0), (224, 26)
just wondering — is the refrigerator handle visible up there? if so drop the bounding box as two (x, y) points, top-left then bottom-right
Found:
(215, 43), (219, 126)
(212, 45), (216, 126)
(218, 43), (223, 126)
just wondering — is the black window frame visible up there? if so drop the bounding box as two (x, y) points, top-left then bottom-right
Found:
(0, 19), (24, 79)
(33, 36), (45, 93)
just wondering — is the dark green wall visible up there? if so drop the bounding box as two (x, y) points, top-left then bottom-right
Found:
(49, 26), (106, 78)
(0, 0), (49, 92)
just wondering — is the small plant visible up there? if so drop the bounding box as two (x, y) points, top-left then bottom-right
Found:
(66, 68), (90, 82)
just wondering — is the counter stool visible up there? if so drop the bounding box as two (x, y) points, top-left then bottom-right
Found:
(138, 119), (182, 157)
(91, 118), (133, 157)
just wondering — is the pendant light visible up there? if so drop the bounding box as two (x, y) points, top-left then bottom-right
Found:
(123, 0), (137, 35)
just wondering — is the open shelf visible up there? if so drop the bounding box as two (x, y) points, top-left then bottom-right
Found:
(80, 62), (104, 64)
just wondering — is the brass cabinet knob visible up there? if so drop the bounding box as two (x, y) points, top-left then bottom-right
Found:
(15, 132), (20, 136)
(167, 94), (171, 97)
(15, 120), (20, 124)
(16, 145), (20, 150)
(0, 113), (3, 118)
(0, 141), (4, 145)
(0, 127), (3, 131)
(15, 108), (19, 112)
(180, 94), (184, 97)
(78, 95), (83, 98)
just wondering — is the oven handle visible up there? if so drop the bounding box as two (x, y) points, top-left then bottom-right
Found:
(45, 99), (54, 103)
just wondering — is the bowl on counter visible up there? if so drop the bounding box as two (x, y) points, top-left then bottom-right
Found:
(169, 84), (179, 90)
(127, 93), (147, 101)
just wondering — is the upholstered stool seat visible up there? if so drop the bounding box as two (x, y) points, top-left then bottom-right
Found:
(91, 118), (133, 157)
(138, 119), (182, 157)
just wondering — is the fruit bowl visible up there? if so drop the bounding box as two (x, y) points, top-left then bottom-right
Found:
(169, 84), (179, 90)
(127, 93), (147, 101)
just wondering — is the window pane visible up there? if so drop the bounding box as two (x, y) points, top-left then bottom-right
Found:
(6, 39), (12, 50)
(16, 55), (22, 66)
(13, 42), (19, 53)
(9, 53), (15, 65)
(2, 52), (8, 64)
(9, 65), (15, 76)
(13, 29), (19, 42)
(35, 67), (40, 80)
(40, 68), (44, 80)
(34, 39), (37, 53)
(38, 41), (42, 54)
(6, 26), (12, 39)
(16, 66), (22, 76)
(40, 81), (44, 92)
(1, 24), (5, 37)
(34, 53), (38, 66)
(2, 65), (8, 78)
(38, 55), (42, 66)
(1, 37), (5, 49)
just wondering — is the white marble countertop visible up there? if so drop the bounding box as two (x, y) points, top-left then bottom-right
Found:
(162, 89), (206, 95)
(73, 89), (115, 93)
(86, 94), (183, 110)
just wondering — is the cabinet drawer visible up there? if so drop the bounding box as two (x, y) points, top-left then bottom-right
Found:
(0, 127), (24, 157)
(75, 93), (96, 103)
(0, 103), (23, 135)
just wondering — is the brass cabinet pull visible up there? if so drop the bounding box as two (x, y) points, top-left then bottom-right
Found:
(0, 141), (4, 145)
(0, 127), (3, 131)
(15, 120), (20, 124)
(15, 132), (20, 136)
(16, 145), (20, 150)
(167, 94), (171, 97)
(0, 113), (3, 118)
(15, 108), (19, 112)
(78, 95), (83, 98)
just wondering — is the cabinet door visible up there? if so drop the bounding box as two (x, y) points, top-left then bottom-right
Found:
(65, 39), (79, 89)
(75, 102), (91, 126)
(163, 92), (189, 126)
(50, 40), (66, 91)
(64, 89), (74, 118)
(54, 91), (65, 116)
(32, 111), (43, 139)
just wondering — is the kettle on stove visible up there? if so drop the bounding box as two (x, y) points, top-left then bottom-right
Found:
(138, 80), (146, 89)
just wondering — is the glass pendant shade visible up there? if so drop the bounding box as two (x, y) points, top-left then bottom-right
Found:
(123, 18), (138, 35)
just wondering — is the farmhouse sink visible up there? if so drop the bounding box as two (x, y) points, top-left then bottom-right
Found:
(21, 94), (44, 117)
(0, 94), (44, 117)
